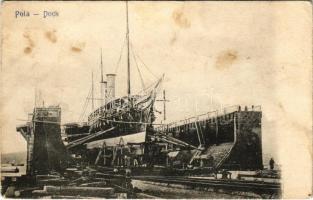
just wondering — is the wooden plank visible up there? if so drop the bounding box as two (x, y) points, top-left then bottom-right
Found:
(67, 127), (114, 149)
(43, 186), (115, 197)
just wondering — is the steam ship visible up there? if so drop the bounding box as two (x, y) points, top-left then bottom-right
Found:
(63, 2), (163, 152)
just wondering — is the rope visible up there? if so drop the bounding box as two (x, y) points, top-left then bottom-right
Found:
(114, 35), (127, 74)
(79, 87), (92, 122)
(78, 87), (91, 122)
(136, 80), (160, 95)
(78, 86), (92, 123)
(100, 118), (165, 125)
(135, 52), (158, 79)
(130, 43), (146, 92)
(104, 35), (127, 100)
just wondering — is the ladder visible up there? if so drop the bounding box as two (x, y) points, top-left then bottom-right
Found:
(189, 150), (202, 165)
(195, 121), (205, 148)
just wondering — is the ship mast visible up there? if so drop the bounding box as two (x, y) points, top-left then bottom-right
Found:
(100, 48), (104, 84)
(126, 1), (131, 97)
(91, 71), (94, 110)
(100, 48), (106, 106)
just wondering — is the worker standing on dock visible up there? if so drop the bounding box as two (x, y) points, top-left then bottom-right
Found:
(269, 158), (275, 170)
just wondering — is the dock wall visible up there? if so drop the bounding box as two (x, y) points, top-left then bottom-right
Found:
(16, 106), (67, 175)
(154, 106), (262, 170)
(222, 111), (263, 170)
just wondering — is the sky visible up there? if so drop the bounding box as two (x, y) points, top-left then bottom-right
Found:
(1, 1), (312, 197)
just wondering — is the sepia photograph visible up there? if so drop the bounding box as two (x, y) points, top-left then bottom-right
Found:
(1, 1), (311, 199)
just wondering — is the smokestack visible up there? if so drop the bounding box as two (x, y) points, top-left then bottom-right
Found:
(103, 81), (107, 103)
(100, 80), (107, 105)
(106, 74), (116, 101)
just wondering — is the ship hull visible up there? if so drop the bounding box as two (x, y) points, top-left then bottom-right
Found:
(86, 131), (146, 148)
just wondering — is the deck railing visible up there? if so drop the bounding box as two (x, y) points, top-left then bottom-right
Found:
(155, 105), (261, 131)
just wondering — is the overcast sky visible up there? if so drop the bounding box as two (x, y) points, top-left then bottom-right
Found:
(1, 2), (312, 196)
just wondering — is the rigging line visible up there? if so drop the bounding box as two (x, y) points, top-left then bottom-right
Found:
(99, 118), (166, 126)
(78, 101), (87, 123)
(126, 0), (131, 96)
(114, 35), (128, 74)
(142, 73), (163, 92)
(79, 88), (91, 122)
(136, 75), (163, 95)
(78, 96), (88, 122)
(79, 102), (88, 122)
(135, 51), (158, 79)
(78, 86), (92, 122)
(130, 43), (146, 92)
